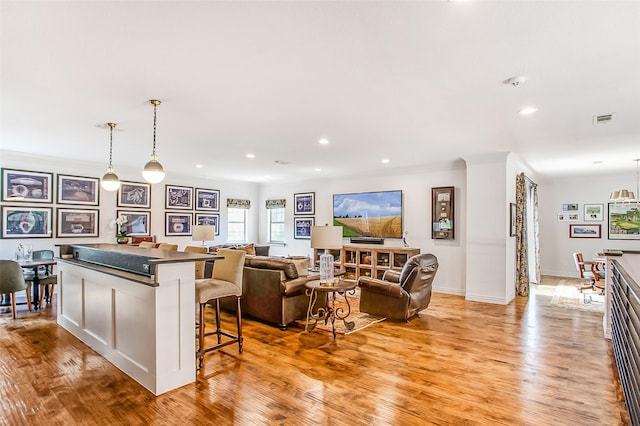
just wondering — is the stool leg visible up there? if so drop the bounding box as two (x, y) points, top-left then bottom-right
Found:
(198, 303), (205, 369)
(11, 292), (17, 319)
(215, 299), (222, 344)
(236, 296), (243, 353)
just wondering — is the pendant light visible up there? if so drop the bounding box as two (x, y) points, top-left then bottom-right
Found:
(142, 99), (166, 184)
(610, 159), (639, 204)
(101, 122), (121, 191)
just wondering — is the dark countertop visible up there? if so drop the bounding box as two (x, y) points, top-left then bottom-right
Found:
(58, 243), (217, 264)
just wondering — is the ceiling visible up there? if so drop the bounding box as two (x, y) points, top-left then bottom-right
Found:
(2, 1), (640, 184)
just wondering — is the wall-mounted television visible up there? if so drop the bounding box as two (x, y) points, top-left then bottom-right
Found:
(333, 190), (403, 239)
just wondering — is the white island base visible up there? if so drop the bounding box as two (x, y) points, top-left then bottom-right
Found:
(57, 258), (197, 396)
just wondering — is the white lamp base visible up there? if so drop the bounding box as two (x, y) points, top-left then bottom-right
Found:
(319, 250), (334, 285)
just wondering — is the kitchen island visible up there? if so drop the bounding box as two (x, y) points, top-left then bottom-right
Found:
(56, 244), (216, 395)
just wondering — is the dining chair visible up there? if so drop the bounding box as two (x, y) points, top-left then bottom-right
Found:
(23, 250), (57, 308)
(1, 260), (32, 318)
(195, 248), (245, 368)
(157, 243), (178, 251)
(183, 246), (208, 279)
(138, 242), (157, 248)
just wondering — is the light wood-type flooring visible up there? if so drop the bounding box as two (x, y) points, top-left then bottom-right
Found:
(0, 277), (630, 425)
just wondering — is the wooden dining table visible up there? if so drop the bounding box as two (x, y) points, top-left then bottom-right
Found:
(18, 259), (57, 311)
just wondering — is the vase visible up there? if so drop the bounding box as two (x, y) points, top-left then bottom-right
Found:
(116, 236), (129, 244)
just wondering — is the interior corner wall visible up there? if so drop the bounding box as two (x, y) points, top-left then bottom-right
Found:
(464, 153), (513, 304)
(538, 171), (640, 277)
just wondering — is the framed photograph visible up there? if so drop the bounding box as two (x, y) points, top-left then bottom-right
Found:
(57, 174), (99, 205)
(1, 168), (53, 203)
(118, 181), (151, 208)
(569, 224), (601, 239)
(562, 203), (579, 211)
(567, 213), (580, 221)
(195, 188), (220, 211)
(294, 192), (315, 215)
(608, 203), (640, 240)
(294, 217), (314, 239)
(116, 210), (151, 236)
(166, 185), (193, 210)
(431, 186), (454, 239)
(509, 203), (516, 236)
(195, 213), (220, 235)
(584, 204), (604, 221)
(166, 212), (193, 236)
(558, 213), (568, 221)
(57, 208), (99, 237)
(2, 206), (53, 238)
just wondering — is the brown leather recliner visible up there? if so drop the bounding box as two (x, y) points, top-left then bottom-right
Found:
(358, 253), (438, 321)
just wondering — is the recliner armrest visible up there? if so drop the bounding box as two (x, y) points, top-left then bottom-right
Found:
(358, 276), (405, 298)
(382, 269), (401, 283)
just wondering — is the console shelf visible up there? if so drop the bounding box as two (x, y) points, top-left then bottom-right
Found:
(314, 246), (420, 283)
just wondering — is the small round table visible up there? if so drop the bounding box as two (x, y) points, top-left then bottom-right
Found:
(305, 280), (356, 338)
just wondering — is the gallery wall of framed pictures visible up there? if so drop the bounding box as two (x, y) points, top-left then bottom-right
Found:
(163, 185), (221, 236)
(293, 192), (315, 240)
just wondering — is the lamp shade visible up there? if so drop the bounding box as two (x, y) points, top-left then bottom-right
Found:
(192, 225), (215, 243)
(310, 226), (343, 249)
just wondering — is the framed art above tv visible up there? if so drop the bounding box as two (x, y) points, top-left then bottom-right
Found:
(333, 190), (402, 239)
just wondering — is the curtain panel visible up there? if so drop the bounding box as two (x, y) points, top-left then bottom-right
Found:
(266, 199), (286, 209)
(227, 199), (250, 209)
(515, 173), (529, 296)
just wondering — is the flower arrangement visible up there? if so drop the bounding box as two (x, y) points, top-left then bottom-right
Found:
(110, 215), (129, 241)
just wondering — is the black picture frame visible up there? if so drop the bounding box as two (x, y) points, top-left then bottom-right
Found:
(57, 174), (100, 206)
(294, 217), (314, 239)
(195, 188), (220, 211)
(294, 192), (315, 215)
(1, 168), (53, 203)
(509, 203), (516, 237)
(166, 212), (193, 236)
(117, 181), (151, 209)
(165, 185), (193, 210)
(116, 210), (151, 236)
(2, 206), (53, 238)
(431, 186), (454, 240)
(195, 213), (220, 235)
(57, 208), (99, 237)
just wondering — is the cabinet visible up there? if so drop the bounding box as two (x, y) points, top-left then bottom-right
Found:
(314, 246), (420, 283)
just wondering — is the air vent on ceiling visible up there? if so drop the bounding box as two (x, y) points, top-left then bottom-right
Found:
(593, 113), (615, 124)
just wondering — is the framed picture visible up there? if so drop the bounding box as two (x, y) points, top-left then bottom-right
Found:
(166, 212), (193, 236)
(195, 213), (220, 235)
(569, 224), (601, 239)
(57, 174), (99, 205)
(509, 203), (516, 236)
(2, 206), (53, 238)
(294, 192), (315, 215)
(294, 217), (314, 239)
(118, 181), (151, 208)
(584, 204), (604, 221)
(195, 188), (220, 211)
(57, 208), (99, 237)
(1, 168), (53, 203)
(608, 203), (640, 240)
(563, 203), (579, 211)
(431, 186), (454, 239)
(166, 185), (193, 210)
(116, 210), (151, 236)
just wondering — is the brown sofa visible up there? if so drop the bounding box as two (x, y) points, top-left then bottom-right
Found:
(222, 255), (318, 330)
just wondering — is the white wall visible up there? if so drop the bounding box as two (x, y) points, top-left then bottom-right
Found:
(539, 171), (640, 277)
(258, 162), (468, 296)
(0, 150), (258, 259)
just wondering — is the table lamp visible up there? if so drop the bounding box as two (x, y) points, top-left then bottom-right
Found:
(311, 225), (343, 285)
(192, 225), (215, 246)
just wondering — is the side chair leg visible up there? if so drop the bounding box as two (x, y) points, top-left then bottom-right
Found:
(215, 300), (222, 344)
(198, 303), (205, 369)
(236, 296), (243, 353)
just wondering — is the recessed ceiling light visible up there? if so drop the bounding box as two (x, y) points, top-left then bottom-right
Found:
(246, 153), (255, 159)
(195, 164), (203, 168)
(518, 107), (538, 115)
(314, 168), (322, 172)
(319, 138), (329, 145)
(382, 159), (390, 164)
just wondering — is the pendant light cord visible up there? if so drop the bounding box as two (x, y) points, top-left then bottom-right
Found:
(108, 123), (116, 168)
(152, 102), (158, 156)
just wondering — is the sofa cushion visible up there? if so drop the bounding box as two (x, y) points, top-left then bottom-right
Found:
(245, 256), (299, 279)
(209, 243), (256, 256)
(287, 256), (310, 277)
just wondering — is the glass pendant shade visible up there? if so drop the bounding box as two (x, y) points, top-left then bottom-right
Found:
(101, 167), (121, 191)
(142, 154), (165, 184)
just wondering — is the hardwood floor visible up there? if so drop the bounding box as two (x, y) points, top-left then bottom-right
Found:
(0, 278), (630, 425)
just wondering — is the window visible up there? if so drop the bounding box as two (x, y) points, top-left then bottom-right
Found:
(227, 207), (246, 242)
(268, 207), (285, 242)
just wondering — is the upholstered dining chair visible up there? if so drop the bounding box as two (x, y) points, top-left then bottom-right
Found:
(184, 245), (208, 279)
(157, 243), (178, 251)
(358, 253), (438, 322)
(1, 260), (32, 318)
(138, 241), (157, 248)
(195, 248), (245, 368)
(23, 250), (57, 308)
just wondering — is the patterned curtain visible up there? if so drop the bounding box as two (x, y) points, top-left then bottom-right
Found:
(531, 183), (541, 285)
(515, 173), (529, 296)
(227, 198), (250, 209)
(266, 199), (286, 209)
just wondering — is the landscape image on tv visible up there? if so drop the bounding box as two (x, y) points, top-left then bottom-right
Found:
(333, 190), (403, 239)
